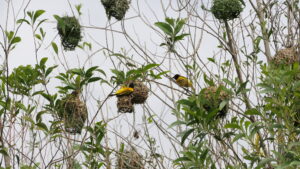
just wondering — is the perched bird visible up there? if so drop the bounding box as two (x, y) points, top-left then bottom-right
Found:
(173, 74), (195, 90)
(110, 83), (134, 96)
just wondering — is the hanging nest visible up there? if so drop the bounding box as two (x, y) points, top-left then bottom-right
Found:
(211, 0), (243, 21)
(58, 91), (88, 134)
(116, 149), (144, 169)
(202, 85), (231, 118)
(57, 16), (82, 51)
(271, 47), (299, 65)
(117, 95), (134, 113)
(101, 0), (130, 20)
(126, 81), (149, 104)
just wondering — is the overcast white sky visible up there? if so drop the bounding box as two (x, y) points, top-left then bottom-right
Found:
(0, 0), (228, 168)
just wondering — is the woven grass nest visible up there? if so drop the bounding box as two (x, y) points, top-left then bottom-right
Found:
(272, 47), (299, 65)
(58, 91), (88, 134)
(117, 95), (134, 113)
(202, 85), (230, 118)
(126, 81), (149, 104)
(57, 16), (82, 51)
(101, 0), (130, 20)
(211, 0), (243, 21)
(116, 149), (144, 169)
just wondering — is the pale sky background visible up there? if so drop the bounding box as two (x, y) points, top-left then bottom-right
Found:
(0, 0), (246, 168)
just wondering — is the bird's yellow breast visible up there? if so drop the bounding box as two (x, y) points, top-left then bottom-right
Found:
(176, 76), (193, 87)
(115, 87), (134, 96)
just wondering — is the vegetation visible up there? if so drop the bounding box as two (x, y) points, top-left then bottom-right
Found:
(0, 0), (300, 168)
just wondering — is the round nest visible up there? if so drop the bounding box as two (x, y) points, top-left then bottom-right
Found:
(127, 81), (149, 104)
(58, 92), (88, 134)
(202, 85), (230, 118)
(101, 0), (130, 20)
(211, 0), (243, 21)
(116, 149), (144, 169)
(57, 16), (82, 51)
(272, 47), (299, 65)
(117, 95), (134, 113)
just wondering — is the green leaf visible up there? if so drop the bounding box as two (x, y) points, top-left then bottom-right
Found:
(35, 34), (42, 40)
(36, 111), (47, 122)
(208, 57), (215, 63)
(219, 100), (227, 110)
(159, 43), (167, 47)
(86, 66), (98, 76)
(51, 42), (58, 55)
(75, 4), (82, 15)
(27, 11), (33, 19)
(69, 68), (83, 76)
(154, 22), (173, 36)
(233, 133), (245, 143)
(169, 120), (186, 128)
(16, 19), (30, 25)
(174, 19), (186, 35)
(87, 77), (101, 83)
(6, 31), (14, 41)
(36, 122), (48, 132)
(256, 158), (275, 168)
(53, 15), (61, 21)
(180, 128), (195, 145)
(244, 108), (261, 116)
(224, 123), (240, 130)
(200, 149), (209, 161)
(223, 78), (235, 87)
(33, 10), (45, 24)
(40, 57), (48, 66)
(165, 18), (175, 27)
(0, 148), (8, 156)
(97, 69), (106, 76)
(174, 157), (191, 163)
(143, 63), (159, 72)
(46, 65), (58, 77)
(174, 33), (189, 41)
(11, 36), (21, 45)
(36, 19), (48, 29)
(236, 80), (248, 94)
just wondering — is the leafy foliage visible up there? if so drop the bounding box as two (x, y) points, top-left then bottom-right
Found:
(110, 63), (164, 85)
(155, 18), (189, 52)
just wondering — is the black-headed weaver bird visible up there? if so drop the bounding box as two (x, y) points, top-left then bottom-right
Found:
(173, 74), (195, 90)
(110, 83), (134, 96)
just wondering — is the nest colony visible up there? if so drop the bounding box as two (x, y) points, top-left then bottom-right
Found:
(58, 91), (88, 134)
(57, 16), (82, 51)
(271, 47), (299, 65)
(211, 0), (243, 21)
(117, 81), (149, 113)
(116, 149), (144, 169)
(202, 85), (230, 118)
(101, 0), (130, 20)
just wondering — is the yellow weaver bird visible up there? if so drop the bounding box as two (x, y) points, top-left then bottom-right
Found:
(173, 74), (195, 90)
(110, 83), (134, 96)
